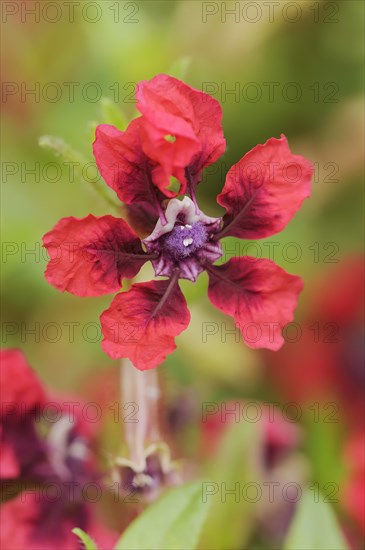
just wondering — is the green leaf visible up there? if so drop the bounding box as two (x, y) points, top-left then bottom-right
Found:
(199, 419), (262, 550)
(100, 97), (129, 130)
(39, 135), (84, 164)
(305, 405), (345, 488)
(38, 135), (120, 210)
(114, 481), (210, 550)
(72, 528), (99, 550)
(283, 489), (349, 550)
(169, 57), (191, 80)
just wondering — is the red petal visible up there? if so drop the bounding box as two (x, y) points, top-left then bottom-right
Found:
(0, 493), (118, 550)
(136, 74), (226, 192)
(217, 135), (313, 239)
(207, 257), (303, 350)
(93, 119), (164, 207)
(43, 215), (148, 297)
(0, 349), (46, 415)
(122, 201), (161, 238)
(100, 278), (190, 370)
(0, 432), (20, 478)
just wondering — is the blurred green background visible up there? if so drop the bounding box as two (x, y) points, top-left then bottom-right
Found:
(1, 1), (364, 548)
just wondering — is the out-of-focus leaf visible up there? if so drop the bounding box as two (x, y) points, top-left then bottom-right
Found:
(114, 481), (210, 550)
(100, 97), (129, 130)
(169, 57), (191, 80)
(39, 135), (83, 163)
(177, 298), (261, 386)
(199, 419), (262, 549)
(72, 528), (99, 550)
(283, 489), (349, 550)
(38, 135), (120, 210)
(305, 407), (345, 489)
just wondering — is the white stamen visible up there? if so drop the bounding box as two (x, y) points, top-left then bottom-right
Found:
(185, 224), (192, 229)
(68, 439), (90, 461)
(133, 472), (154, 488)
(180, 226), (184, 230)
(183, 238), (193, 247)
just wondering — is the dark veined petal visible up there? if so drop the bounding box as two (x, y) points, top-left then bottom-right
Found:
(100, 277), (190, 370)
(207, 257), (303, 351)
(136, 74), (226, 193)
(93, 119), (165, 207)
(216, 135), (313, 240)
(122, 201), (160, 238)
(43, 215), (149, 297)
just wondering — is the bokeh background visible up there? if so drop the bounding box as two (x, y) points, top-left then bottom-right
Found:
(1, 1), (364, 549)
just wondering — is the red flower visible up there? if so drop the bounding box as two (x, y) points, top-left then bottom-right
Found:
(1, 493), (116, 550)
(0, 349), (49, 480)
(0, 348), (117, 550)
(43, 75), (313, 370)
(0, 348), (46, 415)
(343, 431), (365, 535)
(263, 258), (365, 538)
(265, 256), (365, 426)
(0, 426), (19, 479)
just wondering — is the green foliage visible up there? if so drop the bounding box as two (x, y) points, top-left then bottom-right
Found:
(72, 528), (99, 550)
(169, 57), (191, 81)
(39, 135), (120, 210)
(199, 420), (262, 549)
(283, 489), (349, 550)
(99, 97), (130, 131)
(115, 481), (210, 550)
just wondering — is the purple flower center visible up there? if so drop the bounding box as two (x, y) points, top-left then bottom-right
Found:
(143, 198), (223, 282)
(163, 222), (208, 259)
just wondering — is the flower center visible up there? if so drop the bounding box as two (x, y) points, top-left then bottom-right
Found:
(163, 222), (208, 259)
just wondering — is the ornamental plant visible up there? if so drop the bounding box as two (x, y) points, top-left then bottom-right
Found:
(0, 349), (117, 550)
(43, 74), (313, 370)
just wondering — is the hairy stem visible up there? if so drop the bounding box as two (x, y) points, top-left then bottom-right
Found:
(120, 359), (161, 470)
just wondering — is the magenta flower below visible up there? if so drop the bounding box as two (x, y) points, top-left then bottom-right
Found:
(43, 74), (313, 370)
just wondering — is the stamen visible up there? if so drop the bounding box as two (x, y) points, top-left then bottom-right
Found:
(163, 222), (208, 259)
